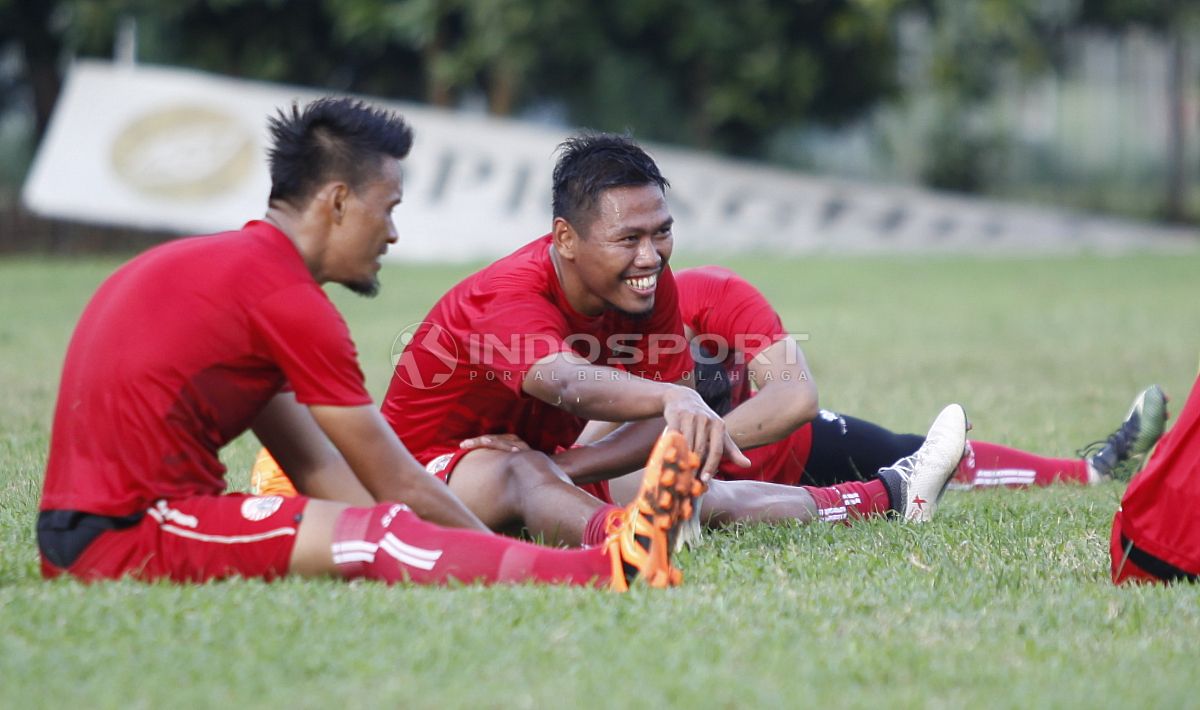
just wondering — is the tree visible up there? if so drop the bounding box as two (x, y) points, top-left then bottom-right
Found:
(318, 0), (909, 159)
(324, 0), (587, 113)
(0, 0), (914, 177)
(0, 0), (66, 140)
(64, 0), (427, 98)
(529, 0), (905, 159)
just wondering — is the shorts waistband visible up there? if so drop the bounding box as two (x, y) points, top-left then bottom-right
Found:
(1120, 533), (1198, 584)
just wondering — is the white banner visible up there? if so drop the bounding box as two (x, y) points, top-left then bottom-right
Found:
(23, 60), (1198, 259)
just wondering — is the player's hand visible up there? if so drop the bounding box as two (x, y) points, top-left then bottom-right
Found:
(459, 433), (532, 453)
(663, 387), (750, 480)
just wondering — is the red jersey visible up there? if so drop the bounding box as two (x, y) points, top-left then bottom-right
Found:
(382, 235), (693, 462)
(41, 221), (372, 517)
(675, 266), (811, 485)
(1117, 372), (1200, 573)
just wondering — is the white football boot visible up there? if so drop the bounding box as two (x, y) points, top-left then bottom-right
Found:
(877, 404), (969, 522)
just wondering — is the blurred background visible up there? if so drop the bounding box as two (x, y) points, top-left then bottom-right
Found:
(1, 0), (1197, 251)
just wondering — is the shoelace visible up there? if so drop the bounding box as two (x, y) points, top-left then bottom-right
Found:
(888, 422), (956, 484)
(1076, 415), (1139, 461)
(881, 453), (919, 484)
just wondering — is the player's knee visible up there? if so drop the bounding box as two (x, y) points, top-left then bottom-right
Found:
(502, 450), (573, 489)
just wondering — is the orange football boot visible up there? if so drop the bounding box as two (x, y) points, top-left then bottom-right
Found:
(250, 448), (299, 497)
(605, 429), (704, 591)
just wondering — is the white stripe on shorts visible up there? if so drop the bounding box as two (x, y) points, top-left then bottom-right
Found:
(158, 523), (296, 545)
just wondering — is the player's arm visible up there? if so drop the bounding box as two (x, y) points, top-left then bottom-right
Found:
(308, 404), (490, 531)
(251, 392), (374, 506)
(552, 367), (733, 482)
(722, 337), (818, 449)
(552, 419), (666, 484)
(459, 419), (661, 484)
(523, 353), (749, 478)
(253, 393), (489, 531)
(461, 419), (662, 484)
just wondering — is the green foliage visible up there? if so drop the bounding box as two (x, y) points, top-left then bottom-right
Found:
(3, 0), (907, 154)
(2, 252), (1200, 705)
(542, 0), (904, 157)
(1078, 0), (1196, 30)
(1, 0), (1197, 217)
(60, 0), (420, 96)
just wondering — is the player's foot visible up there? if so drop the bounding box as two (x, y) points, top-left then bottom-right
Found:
(1080, 385), (1168, 482)
(605, 430), (704, 591)
(250, 448), (298, 497)
(876, 404), (968, 523)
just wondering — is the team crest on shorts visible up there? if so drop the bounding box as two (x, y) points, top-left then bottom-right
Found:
(426, 453), (454, 476)
(241, 495), (284, 522)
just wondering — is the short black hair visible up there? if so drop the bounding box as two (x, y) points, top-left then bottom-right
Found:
(267, 97), (414, 204)
(551, 132), (669, 231)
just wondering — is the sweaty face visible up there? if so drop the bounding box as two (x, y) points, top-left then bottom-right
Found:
(328, 158), (403, 297)
(570, 184), (673, 317)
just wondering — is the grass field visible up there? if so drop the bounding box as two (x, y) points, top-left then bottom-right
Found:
(2, 250), (1199, 708)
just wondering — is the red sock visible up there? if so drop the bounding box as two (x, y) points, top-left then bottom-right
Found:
(801, 480), (891, 523)
(332, 504), (611, 587)
(956, 440), (1089, 488)
(583, 504), (622, 547)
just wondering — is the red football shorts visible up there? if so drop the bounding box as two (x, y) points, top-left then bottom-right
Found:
(422, 449), (474, 482)
(40, 494), (309, 583)
(1110, 511), (1163, 585)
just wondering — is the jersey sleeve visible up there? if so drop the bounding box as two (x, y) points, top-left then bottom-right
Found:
(702, 272), (788, 362)
(249, 283), (373, 407)
(467, 290), (574, 396)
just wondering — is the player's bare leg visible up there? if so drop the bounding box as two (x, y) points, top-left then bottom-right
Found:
(446, 449), (610, 547)
(611, 469), (833, 525)
(695, 479), (818, 526)
(287, 431), (704, 589)
(252, 445), (612, 547)
(616, 472), (871, 530)
(289, 498), (347, 576)
(610, 404), (969, 537)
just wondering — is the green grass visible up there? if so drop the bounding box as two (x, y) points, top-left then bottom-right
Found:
(2, 251), (1200, 708)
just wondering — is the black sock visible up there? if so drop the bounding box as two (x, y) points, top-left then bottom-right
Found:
(875, 468), (904, 515)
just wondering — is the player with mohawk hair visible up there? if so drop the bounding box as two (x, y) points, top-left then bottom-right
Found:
(37, 98), (702, 591)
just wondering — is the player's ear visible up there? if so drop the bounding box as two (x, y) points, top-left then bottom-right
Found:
(552, 217), (579, 261)
(316, 182), (350, 225)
